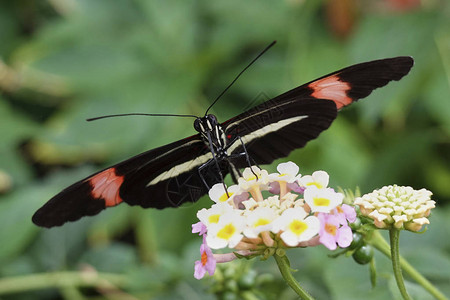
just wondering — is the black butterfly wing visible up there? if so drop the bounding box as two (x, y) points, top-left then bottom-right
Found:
(32, 135), (221, 228)
(222, 56), (414, 166)
(119, 138), (229, 209)
(223, 98), (338, 165)
(274, 56), (414, 109)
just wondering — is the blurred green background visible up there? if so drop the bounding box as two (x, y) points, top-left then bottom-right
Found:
(0, 0), (449, 299)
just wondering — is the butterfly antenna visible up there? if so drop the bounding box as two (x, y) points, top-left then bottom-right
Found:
(204, 40), (277, 115)
(87, 113), (198, 122)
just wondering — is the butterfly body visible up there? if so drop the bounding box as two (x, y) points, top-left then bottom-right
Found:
(32, 56), (414, 228)
(194, 114), (228, 160)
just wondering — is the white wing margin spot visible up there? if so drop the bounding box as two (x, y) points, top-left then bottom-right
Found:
(226, 115), (308, 154)
(146, 152), (213, 187)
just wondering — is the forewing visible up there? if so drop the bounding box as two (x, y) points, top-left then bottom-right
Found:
(273, 56), (414, 109)
(223, 98), (337, 166)
(222, 56), (414, 166)
(32, 135), (210, 228)
(119, 140), (230, 209)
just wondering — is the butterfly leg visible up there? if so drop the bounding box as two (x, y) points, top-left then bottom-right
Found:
(202, 131), (229, 196)
(237, 136), (261, 170)
(225, 159), (241, 184)
(226, 135), (259, 179)
(197, 159), (215, 190)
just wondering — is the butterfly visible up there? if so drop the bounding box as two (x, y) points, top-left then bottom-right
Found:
(32, 55), (414, 228)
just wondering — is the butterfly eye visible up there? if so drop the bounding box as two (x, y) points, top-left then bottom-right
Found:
(193, 118), (202, 132)
(207, 114), (217, 124)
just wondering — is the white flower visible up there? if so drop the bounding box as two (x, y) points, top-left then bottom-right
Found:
(304, 186), (343, 213)
(243, 207), (278, 238)
(298, 170), (329, 189)
(279, 193), (298, 210)
(197, 202), (234, 227)
(406, 217), (430, 232)
(355, 185), (435, 231)
(392, 215), (408, 229)
(242, 195), (285, 213)
(242, 198), (258, 210)
(268, 161), (301, 183)
(264, 195), (281, 208)
(209, 183), (241, 204)
(238, 166), (269, 191)
(272, 207), (320, 246)
(206, 212), (246, 249)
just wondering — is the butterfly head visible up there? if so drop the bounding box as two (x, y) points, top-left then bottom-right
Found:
(194, 114), (219, 134)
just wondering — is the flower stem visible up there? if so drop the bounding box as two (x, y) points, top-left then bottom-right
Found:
(273, 252), (314, 300)
(389, 229), (411, 300)
(369, 231), (448, 300)
(0, 271), (128, 296)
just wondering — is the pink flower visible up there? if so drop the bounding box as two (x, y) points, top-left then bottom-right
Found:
(269, 180), (304, 194)
(194, 239), (216, 279)
(231, 192), (250, 209)
(334, 204), (357, 225)
(288, 181), (305, 194)
(192, 222), (207, 236)
(268, 181), (280, 194)
(341, 204), (357, 223)
(318, 213), (353, 250)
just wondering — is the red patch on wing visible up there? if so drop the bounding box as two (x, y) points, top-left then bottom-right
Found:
(309, 75), (352, 109)
(88, 168), (124, 207)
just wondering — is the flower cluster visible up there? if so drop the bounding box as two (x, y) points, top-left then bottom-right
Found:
(354, 185), (435, 231)
(192, 162), (356, 279)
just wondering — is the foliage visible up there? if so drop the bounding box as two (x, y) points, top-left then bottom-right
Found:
(0, 0), (449, 299)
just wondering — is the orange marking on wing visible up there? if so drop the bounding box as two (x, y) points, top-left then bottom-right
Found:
(309, 75), (352, 109)
(88, 168), (124, 207)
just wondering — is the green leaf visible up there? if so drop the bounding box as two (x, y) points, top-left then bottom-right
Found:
(80, 243), (139, 273)
(0, 99), (38, 185)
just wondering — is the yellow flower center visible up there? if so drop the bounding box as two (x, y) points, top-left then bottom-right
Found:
(208, 214), (220, 224)
(219, 192), (233, 202)
(246, 175), (257, 181)
(254, 218), (270, 228)
(217, 223), (236, 240)
(307, 182), (323, 189)
(289, 220), (307, 236)
(336, 206), (343, 214)
(325, 223), (337, 236)
(313, 197), (330, 207)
